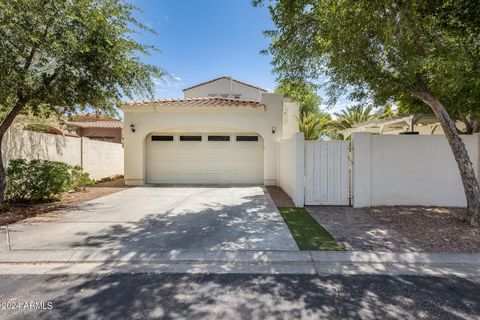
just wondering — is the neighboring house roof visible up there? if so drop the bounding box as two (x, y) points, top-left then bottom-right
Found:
(121, 97), (266, 109)
(340, 114), (440, 137)
(182, 76), (268, 93)
(62, 130), (80, 137)
(70, 113), (119, 122)
(68, 121), (123, 129)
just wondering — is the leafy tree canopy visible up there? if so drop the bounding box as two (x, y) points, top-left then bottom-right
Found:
(255, 0), (479, 113)
(275, 78), (321, 117)
(0, 0), (163, 203)
(255, 0), (480, 225)
(0, 0), (163, 120)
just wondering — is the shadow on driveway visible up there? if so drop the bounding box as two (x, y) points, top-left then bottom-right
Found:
(6, 186), (298, 257)
(0, 274), (479, 319)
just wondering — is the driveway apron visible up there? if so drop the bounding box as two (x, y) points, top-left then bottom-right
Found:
(5, 186), (298, 252)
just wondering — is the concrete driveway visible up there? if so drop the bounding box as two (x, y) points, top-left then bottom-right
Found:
(4, 186), (298, 252)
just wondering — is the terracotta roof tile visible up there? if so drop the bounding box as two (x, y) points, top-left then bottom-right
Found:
(120, 97), (265, 109)
(68, 121), (123, 129)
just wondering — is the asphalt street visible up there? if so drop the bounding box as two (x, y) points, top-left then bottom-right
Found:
(0, 273), (478, 319)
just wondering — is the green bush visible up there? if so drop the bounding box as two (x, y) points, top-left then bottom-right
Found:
(71, 165), (95, 191)
(6, 159), (95, 203)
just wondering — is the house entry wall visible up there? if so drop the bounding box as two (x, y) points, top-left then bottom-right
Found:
(281, 132), (480, 208)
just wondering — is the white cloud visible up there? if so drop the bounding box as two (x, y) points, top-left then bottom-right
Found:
(153, 74), (184, 89)
(151, 73), (185, 98)
(328, 101), (356, 116)
(152, 77), (164, 85)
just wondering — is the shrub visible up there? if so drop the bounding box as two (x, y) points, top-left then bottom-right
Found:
(71, 165), (95, 191)
(6, 159), (94, 202)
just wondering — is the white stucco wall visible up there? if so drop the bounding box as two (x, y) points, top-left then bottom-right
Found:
(277, 133), (305, 207)
(82, 138), (124, 180)
(122, 93), (286, 186)
(3, 128), (82, 167)
(183, 77), (265, 101)
(2, 128), (123, 180)
(352, 133), (480, 207)
(282, 98), (300, 139)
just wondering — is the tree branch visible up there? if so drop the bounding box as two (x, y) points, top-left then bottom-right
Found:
(19, 4), (61, 99)
(395, 0), (427, 56)
(1, 3), (60, 140)
(1, 37), (27, 57)
(459, 113), (473, 134)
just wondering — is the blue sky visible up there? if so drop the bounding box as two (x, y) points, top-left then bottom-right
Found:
(129, 0), (350, 112)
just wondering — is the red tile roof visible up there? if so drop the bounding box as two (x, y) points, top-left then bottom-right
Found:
(68, 121), (123, 129)
(182, 76), (267, 92)
(69, 113), (119, 122)
(121, 97), (265, 109)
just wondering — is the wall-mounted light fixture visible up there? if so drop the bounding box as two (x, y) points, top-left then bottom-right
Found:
(130, 123), (136, 133)
(272, 127), (276, 134)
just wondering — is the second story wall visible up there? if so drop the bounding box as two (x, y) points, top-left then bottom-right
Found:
(184, 77), (266, 101)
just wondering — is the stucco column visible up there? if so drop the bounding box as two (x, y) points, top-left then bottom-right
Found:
(352, 132), (372, 207)
(123, 123), (146, 186)
(263, 140), (277, 186)
(293, 132), (305, 207)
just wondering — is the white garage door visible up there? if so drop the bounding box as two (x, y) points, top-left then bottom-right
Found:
(146, 133), (263, 184)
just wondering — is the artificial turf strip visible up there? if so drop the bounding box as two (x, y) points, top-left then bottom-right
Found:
(279, 207), (343, 251)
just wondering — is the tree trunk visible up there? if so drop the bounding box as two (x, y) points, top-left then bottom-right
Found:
(0, 100), (27, 205)
(0, 150), (6, 206)
(411, 88), (480, 226)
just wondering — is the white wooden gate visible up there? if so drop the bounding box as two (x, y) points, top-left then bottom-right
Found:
(305, 141), (350, 205)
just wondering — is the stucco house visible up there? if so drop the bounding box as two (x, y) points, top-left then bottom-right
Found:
(121, 76), (300, 186)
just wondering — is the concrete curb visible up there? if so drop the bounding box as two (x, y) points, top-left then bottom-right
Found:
(0, 250), (479, 265)
(0, 250), (479, 275)
(310, 251), (480, 265)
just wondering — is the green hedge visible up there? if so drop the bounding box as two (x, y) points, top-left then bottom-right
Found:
(6, 159), (95, 203)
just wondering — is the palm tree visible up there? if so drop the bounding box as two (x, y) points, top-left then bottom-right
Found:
(297, 112), (332, 140)
(375, 102), (396, 119)
(332, 105), (378, 132)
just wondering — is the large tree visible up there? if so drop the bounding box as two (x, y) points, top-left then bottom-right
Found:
(0, 0), (162, 203)
(275, 78), (333, 140)
(275, 78), (321, 117)
(255, 0), (480, 225)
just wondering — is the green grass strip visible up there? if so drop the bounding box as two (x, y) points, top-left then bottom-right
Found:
(279, 207), (343, 251)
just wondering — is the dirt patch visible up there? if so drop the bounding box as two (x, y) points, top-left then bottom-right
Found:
(266, 186), (295, 208)
(0, 178), (130, 226)
(365, 206), (480, 253)
(307, 206), (422, 252)
(94, 177), (127, 188)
